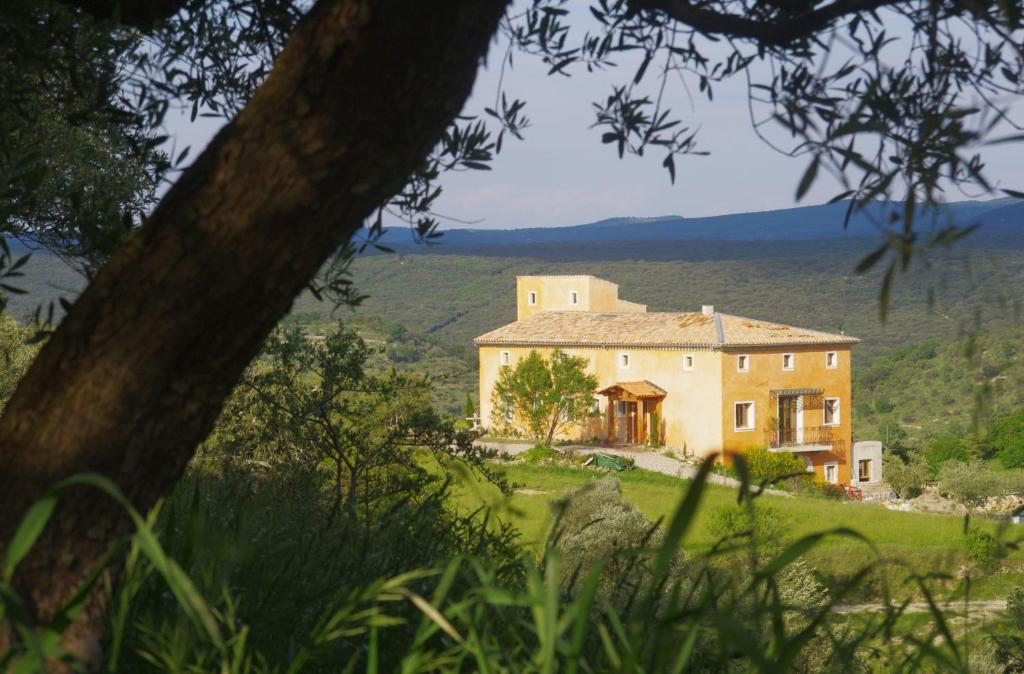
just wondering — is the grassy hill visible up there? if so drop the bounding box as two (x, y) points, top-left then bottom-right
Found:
(456, 462), (1024, 601)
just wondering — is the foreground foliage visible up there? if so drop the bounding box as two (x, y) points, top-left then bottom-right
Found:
(6, 457), (1020, 672)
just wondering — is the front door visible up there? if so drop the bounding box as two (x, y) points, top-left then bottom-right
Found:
(614, 401), (637, 444)
(778, 395), (797, 445)
(777, 395), (804, 445)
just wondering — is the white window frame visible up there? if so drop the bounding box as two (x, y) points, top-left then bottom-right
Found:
(682, 354), (695, 371)
(618, 352), (630, 369)
(782, 353), (795, 371)
(824, 461), (839, 484)
(499, 351), (511, 367)
(569, 290), (579, 306)
(527, 291), (537, 306)
(734, 401), (755, 432)
(736, 354), (750, 373)
(825, 351), (838, 369)
(823, 397), (840, 427)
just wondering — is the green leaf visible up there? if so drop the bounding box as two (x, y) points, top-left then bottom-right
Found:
(795, 155), (819, 201)
(3, 496), (57, 580)
(649, 455), (714, 588)
(879, 263), (896, 323)
(855, 243), (888, 273)
(755, 527), (875, 579)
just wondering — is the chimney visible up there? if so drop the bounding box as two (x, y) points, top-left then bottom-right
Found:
(701, 305), (714, 315)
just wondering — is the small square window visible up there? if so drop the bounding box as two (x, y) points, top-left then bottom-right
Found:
(825, 351), (838, 369)
(858, 459), (871, 482)
(527, 291), (537, 306)
(569, 291), (578, 305)
(737, 354), (749, 372)
(499, 351), (510, 366)
(782, 353), (794, 371)
(824, 463), (838, 484)
(619, 353), (630, 369)
(683, 354), (694, 371)
(734, 401), (755, 431)
(824, 397), (840, 426)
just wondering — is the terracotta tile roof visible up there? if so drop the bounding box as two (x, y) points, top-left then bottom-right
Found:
(597, 381), (668, 398)
(474, 311), (859, 348)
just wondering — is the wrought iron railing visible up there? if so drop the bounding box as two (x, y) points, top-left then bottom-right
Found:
(768, 426), (841, 452)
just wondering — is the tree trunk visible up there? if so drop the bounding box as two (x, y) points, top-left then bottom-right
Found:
(0, 0), (507, 665)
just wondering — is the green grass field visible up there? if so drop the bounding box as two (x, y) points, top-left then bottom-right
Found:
(455, 462), (1024, 601)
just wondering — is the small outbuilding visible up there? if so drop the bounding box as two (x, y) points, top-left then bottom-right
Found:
(851, 441), (883, 485)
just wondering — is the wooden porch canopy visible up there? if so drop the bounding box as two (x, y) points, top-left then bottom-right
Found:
(769, 387), (823, 396)
(769, 387), (824, 409)
(597, 381), (667, 401)
(598, 381), (666, 445)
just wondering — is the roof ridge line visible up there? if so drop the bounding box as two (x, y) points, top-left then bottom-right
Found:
(714, 313), (725, 344)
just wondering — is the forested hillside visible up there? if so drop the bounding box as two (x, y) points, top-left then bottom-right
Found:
(853, 329), (1024, 444)
(333, 237), (1023, 360)
(9, 215), (1024, 427)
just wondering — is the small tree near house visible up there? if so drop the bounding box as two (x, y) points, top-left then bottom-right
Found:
(492, 350), (598, 447)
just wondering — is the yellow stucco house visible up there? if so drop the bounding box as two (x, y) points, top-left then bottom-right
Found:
(474, 275), (860, 485)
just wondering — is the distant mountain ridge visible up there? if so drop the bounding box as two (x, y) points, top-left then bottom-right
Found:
(376, 198), (1024, 250)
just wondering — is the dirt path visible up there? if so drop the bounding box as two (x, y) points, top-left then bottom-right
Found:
(833, 599), (1007, 616)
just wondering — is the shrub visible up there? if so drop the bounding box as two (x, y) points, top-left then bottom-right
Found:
(991, 409), (1024, 468)
(386, 342), (420, 362)
(874, 396), (896, 413)
(924, 434), (969, 474)
(521, 444), (559, 464)
(994, 587), (1024, 671)
(706, 502), (790, 553)
(965, 528), (998, 571)
(549, 479), (682, 611)
(741, 447), (809, 487)
(776, 558), (830, 613)
(936, 461), (1002, 504)
(815, 480), (847, 500)
(883, 450), (929, 499)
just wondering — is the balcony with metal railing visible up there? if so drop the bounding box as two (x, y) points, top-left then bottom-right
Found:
(768, 426), (846, 459)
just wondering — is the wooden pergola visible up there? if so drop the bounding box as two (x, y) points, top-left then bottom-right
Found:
(597, 380), (667, 446)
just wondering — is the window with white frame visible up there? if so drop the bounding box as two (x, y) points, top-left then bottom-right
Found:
(499, 351), (510, 367)
(825, 351), (838, 369)
(824, 462), (838, 484)
(737, 354), (750, 372)
(734, 401), (755, 431)
(683, 354), (694, 371)
(619, 352), (630, 369)
(782, 353), (794, 371)
(569, 290), (579, 305)
(824, 397), (840, 426)
(527, 291), (537, 305)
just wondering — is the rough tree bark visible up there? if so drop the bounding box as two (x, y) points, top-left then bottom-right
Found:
(0, 0), (507, 665)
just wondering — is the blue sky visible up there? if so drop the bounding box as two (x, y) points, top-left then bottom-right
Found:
(165, 14), (1024, 231)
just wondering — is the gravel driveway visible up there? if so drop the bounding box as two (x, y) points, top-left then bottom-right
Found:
(478, 441), (792, 497)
